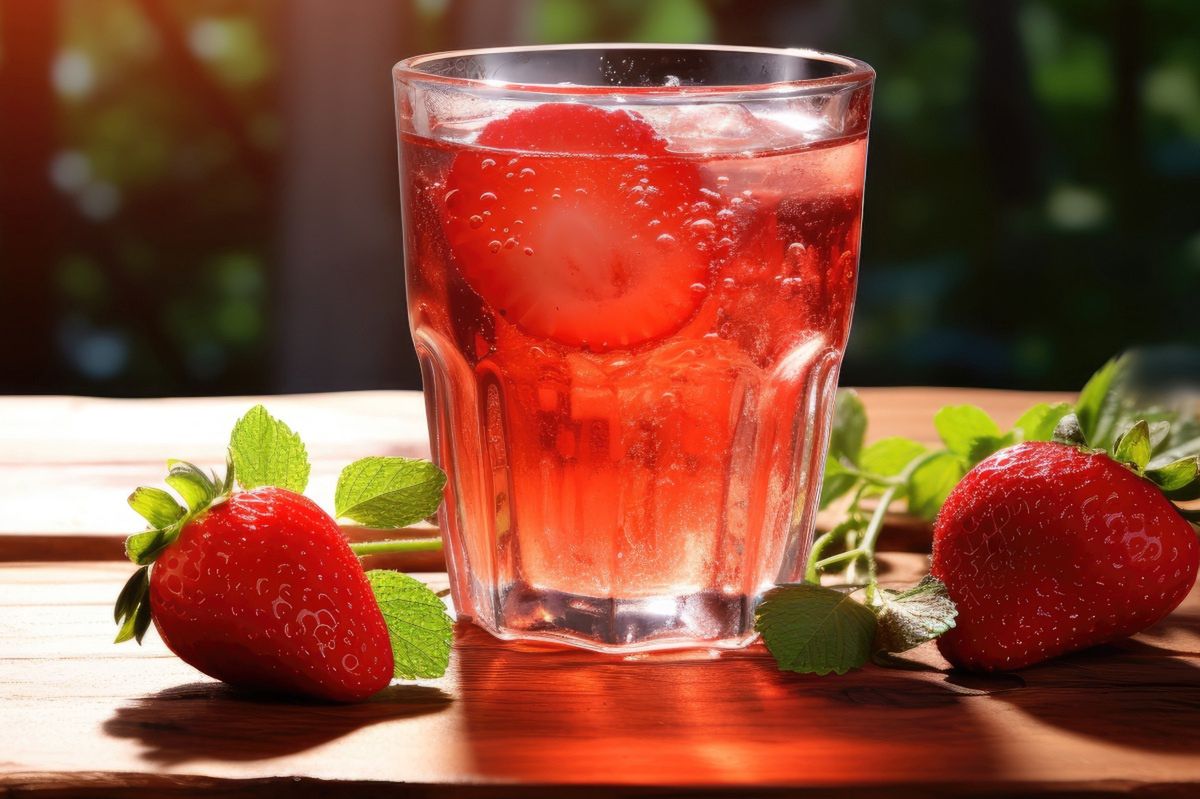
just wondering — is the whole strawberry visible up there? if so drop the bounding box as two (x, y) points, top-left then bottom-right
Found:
(149, 486), (393, 702)
(113, 405), (454, 702)
(932, 417), (1199, 672)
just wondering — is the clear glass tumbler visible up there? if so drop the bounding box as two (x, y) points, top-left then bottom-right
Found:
(394, 44), (873, 652)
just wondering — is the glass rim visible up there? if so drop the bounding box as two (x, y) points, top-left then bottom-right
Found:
(393, 43), (874, 101)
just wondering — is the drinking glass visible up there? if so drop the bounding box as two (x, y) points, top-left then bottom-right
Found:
(394, 44), (874, 652)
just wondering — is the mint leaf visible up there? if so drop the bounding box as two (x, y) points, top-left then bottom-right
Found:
(906, 451), (963, 520)
(828, 390), (867, 466)
(873, 575), (957, 654)
(934, 405), (1001, 460)
(1113, 420), (1153, 470)
(335, 457), (446, 528)
(819, 457), (858, 510)
(860, 437), (926, 478)
(128, 487), (184, 529)
(1076, 356), (1124, 446)
(755, 583), (876, 675)
(366, 570), (453, 679)
(228, 405), (310, 493)
(1014, 402), (1072, 442)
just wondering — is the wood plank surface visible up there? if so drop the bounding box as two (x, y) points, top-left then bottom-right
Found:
(2, 555), (1198, 797)
(7, 388), (1200, 798)
(0, 388), (1071, 562)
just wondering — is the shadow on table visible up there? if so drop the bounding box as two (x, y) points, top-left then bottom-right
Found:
(103, 681), (452, 764)
(448, 624), (1003, 786)
(994, 635), (1200, 754)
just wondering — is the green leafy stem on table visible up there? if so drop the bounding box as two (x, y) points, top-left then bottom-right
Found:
(754, 355), (1200, 676)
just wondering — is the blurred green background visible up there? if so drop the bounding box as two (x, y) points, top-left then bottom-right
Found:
(1, 0), (1197, 396)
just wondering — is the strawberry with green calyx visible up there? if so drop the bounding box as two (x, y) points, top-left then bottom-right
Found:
(755, 354), (1199, 676)
(113, 405), (453, 702)
(931, 412), (1200, 672)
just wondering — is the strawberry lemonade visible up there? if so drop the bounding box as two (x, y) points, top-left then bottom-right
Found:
(395, 45), (874, 651)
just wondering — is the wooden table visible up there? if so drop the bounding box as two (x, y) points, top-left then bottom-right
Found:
(4, 389), (1199, 798)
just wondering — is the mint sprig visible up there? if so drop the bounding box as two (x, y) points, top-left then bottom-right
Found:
(758, 353), (1200, 676)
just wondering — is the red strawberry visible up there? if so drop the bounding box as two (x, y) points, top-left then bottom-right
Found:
(932, 437), (1199, 672)
(125, 485), (394, 702)
(440, 103), (716, 352)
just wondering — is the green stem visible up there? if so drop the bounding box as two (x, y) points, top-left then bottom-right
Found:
(349, 538), (443, 557)
(808, 449), (947, 592)
(805, 529), (839, 583)
(814, 547), (864, 571)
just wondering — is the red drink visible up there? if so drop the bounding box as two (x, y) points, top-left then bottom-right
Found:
(396, 46), (873, 651)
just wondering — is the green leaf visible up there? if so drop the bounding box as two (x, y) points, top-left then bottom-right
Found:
(1165, 483), (1200, 502)
(1113, 420), (1152, 471)
(965, 432), (1015, 466)
(873, 575), (958, 654)
(128, 487), (184, 529)
(228, 405), (311, 493)
(1152, 434), (1200, 468)
(165, 460), (217, 512)
(124, 528), (172, 565)
(819, 457), (858, 510)
(934, 405), (1002, 460)
(1151, 454), (1200, 501)
(1014, 402), (1073, 442)
(1147, 456), (1200, 492)
(906, 452), (964, 520)
(828, 390), (867, 466)
(366, 570), (453, 679)
(1075, 356), (1124, 446)
(860, 437), (927, 478)
(335, 457), (446, 528)
(113, 566), (148, 623)
(132, 597), (153, 644)
(113, 566), (151, 644)
(754, 583), (877, 675)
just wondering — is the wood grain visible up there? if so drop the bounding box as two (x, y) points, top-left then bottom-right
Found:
(9, 388), (1199, 798)
(1, 556), (1198, 797)
(0, 388), (1072, 562)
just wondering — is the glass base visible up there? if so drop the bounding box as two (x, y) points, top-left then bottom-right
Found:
(470, 582), (762, 654)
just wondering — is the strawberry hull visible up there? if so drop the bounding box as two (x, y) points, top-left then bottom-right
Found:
(401, 100), (869, 652)
(932, 442), (1200, 672)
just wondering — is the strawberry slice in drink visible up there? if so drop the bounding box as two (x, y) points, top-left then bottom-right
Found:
(441, 104), (714, 352)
